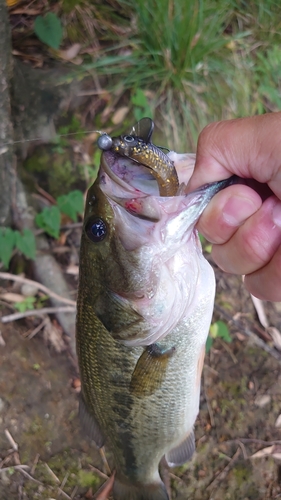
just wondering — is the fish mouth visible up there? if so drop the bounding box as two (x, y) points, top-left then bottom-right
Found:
(101, 150), (160, 197)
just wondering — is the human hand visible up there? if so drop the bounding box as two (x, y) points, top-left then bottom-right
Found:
(188, 112), (281, 301)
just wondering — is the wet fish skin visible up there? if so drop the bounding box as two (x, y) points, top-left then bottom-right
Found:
(76, 148), (235, 500)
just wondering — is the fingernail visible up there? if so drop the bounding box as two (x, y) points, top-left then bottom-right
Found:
(223, 196), (258, 226)
(272, 202), (281, 228)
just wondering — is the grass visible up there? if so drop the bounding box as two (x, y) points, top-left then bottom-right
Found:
(64, 0), (280, 150)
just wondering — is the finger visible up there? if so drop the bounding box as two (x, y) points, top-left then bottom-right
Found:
(244, 245), (281, 301)
(189, 112), (281, 198)
(196, 184), (262, 244)
(210, 196), (281, 275)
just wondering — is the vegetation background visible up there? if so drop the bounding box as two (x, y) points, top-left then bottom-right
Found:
(1, 0), (281, 499)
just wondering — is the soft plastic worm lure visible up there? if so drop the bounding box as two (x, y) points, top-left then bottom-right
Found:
(97, 117), (179, 197)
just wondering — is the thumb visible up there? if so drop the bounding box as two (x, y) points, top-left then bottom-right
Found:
(188, 112), (281, 200)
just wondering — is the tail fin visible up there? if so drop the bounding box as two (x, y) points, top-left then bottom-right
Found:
(113, 476), (169, 500)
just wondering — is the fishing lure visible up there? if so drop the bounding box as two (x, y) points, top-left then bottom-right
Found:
(97, 118), (179, 197)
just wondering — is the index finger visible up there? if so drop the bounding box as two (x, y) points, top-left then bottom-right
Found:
(188, 112), (281, 199)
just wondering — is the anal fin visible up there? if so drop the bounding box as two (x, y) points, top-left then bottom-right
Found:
(79, 393), (105, 448)
(130, 343), (175, 397)
(166, 430), (195, 467)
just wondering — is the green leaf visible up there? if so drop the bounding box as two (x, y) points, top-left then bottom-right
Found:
(35, 206), (61, 239)
(204, 244), (212, 254)
(14, 296), (36, 313)
(131, 88), (148, 108)
(57, 190), (84, 222)
(198, 233), (205, 244)
(15, 229), (36, 261)
(131, 88), (153, 121)
(210, 321), (232, 343)
(205, 336), (213, 353)
(34, 13), (63, 49)
(0, 227), (16, 268)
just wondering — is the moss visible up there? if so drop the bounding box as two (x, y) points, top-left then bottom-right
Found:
(233, 462), (251, 487)
(22, 145), (87, 198)
(20, 416), (51, 462)
(78, 469), (101, 488)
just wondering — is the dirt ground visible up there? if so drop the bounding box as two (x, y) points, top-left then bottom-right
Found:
(1, 260), (281, 499)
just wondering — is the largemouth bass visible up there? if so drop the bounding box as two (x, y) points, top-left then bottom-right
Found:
(76, 119), (234, 500)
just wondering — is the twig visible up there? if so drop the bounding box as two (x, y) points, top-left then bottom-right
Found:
(30, 453), (40, 476)
(0, 272), (76, 306)
(89, 465), (109, 481)
(237, 440), (248, 460)
(4, 429), (18, 451)
(17, 467), (44, 485)
(0, 465), (29, 473)
(207, 448), (240, 492)
(218, 338), (238, 364)
(1, 306), (76, 323)
(59, 472), (69, 492)
(70, 485), (78, 499)
(60, 222), (83, 230)
(56, 488), (71, 500)
(23, 317), (48, 339)
(226, 438), (281, 446)
(169, 472), (187, 487)
(215, 304), (281, 365)
(99, 448), (111, 476)
(203, 370), (215, 428)
(44, 462), (60, 483)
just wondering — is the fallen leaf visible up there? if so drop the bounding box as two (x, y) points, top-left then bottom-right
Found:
(0, 331), (6, 346)
(111, 106), (129, 125)
(254, 394), (271, 407)
(267, 326), (281, 351)
(85, 488), (93, 499)
(72, 378), (81, 390)
(93, 473), (115, 500)
(66, 264), (79, 275)
(272, 445), (281, 460)
(43, 318), (65, 353)
(10, 8), (41, 14)
(275, 414), (281, 428)
(235, 331), (247, 341)
(0, 292), (25, 303)
(251, 295), (269, 328)
(58, 43), (81, 61)
(6, 0), (20, 6)
(251, 446), (274, 458)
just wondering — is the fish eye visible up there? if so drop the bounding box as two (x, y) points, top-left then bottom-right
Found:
(85, 217), (107, 242)
(123, 135), (135, 142)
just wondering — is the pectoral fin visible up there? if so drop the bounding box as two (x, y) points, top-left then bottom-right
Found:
(165, 430), (195, 467)
(79, 393), (105, 448)
(130, 343), (175, 397)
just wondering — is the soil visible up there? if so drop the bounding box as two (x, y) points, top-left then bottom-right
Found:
(1, 259), (281, 500)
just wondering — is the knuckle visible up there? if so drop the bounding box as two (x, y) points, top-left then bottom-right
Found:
(241, 227), (276, 265)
